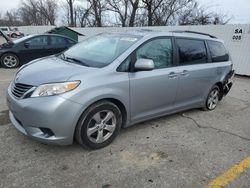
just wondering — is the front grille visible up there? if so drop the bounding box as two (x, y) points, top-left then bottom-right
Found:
(11, 83), (34, 99)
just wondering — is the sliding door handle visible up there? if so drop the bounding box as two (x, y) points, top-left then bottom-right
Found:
(180, 70), (189, 76)
(168, 72), (178, 78)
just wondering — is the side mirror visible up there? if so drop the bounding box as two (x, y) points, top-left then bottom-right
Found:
(134, 58), (154, 71)
(24, 42), (30, 48)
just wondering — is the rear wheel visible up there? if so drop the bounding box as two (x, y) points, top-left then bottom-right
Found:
(0, 53), (20, 68)
(75, 101), (122, 149)
(203, 86), (220, 111)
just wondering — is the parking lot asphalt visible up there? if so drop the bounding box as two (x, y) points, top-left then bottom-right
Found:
(0, 68), (250, 188)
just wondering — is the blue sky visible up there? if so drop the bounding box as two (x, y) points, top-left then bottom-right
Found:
(0, 0), (250, 24)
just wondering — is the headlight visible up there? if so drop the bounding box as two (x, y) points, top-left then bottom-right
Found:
(31, 81), (80, 97)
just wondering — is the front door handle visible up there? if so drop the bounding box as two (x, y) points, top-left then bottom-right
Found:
(168, 72), (178, 78)
(180, 70), (189, 76)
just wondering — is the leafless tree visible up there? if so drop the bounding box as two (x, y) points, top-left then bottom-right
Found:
(5, 10), (20, 26)
(178, 4), (231, 25)
(1, 0), (231, 27)
(107, 0), (129, 27)
(142, 0), (164, 26)
(75, 4), (92, 27)
(106, 0), (139, 27)
(128, 0), (140, 27)
(86, 0), (106, 27)
(0, 9), (23, 26)
(152, 0), (194, 25)
(38, 0), (57, 25)
(19, 0), (57, 25)
(66, 0), (75, 26)
(136, 0), (196, 26)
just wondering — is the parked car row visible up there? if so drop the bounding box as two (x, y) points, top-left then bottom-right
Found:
(0, 34), (77, 68)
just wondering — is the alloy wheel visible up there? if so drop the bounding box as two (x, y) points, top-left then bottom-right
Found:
(87, 110), (117, 144)
(207, 89), (219, 110)
(3, 55), (18, 68)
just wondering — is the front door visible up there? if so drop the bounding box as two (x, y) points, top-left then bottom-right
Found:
(129, 37), (179, 123)
(19, 36), (49, 63)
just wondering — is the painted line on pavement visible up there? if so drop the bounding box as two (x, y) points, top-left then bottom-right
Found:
(206, 156), (250, 188)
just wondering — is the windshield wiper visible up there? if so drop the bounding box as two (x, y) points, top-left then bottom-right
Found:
(60, 53), (89, 67)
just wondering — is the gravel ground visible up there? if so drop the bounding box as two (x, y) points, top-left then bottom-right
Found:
(0, 68), (249, 188)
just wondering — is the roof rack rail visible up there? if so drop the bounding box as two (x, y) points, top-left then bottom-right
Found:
(171, 30), (217, 39)
(126, 29), (155, 32)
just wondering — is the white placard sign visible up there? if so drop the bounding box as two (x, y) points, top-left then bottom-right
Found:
(232, 28), (243, 42)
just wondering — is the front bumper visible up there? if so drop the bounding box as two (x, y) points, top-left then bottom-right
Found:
(7, 85), (84, 145)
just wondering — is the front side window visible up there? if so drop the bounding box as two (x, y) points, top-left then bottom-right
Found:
(176, 38), (207, 65)
(28, 36), (48, 47)
(136, 38), (173, 69)
(63, 33), (141, 68)
(207, 40), (229, 62)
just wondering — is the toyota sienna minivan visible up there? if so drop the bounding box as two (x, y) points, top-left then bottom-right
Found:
(7, 30), (234, 149)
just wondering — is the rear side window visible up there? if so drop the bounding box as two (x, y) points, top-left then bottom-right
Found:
(176, 38), (207, 65)
(207, 40), (229, 62)
(50, 36), (67, 45)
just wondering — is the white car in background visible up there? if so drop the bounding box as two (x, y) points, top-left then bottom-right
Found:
(0, 27), (24, 38)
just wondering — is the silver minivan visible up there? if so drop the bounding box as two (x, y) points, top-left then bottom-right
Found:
(7, 30), (234, 149)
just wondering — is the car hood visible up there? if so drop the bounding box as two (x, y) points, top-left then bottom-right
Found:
(0, 42), (14, 49)
(0, 30), (12, 43)
(15, 57), (96, 86)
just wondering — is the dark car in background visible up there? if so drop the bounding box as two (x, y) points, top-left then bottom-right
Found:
(0, 34), (77, 68)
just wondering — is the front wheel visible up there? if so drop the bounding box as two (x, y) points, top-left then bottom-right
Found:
(75, 101), (122, 149)
(0, 53), (20, 68)
(11, 33), (18, 38)
(203, 86), (220, 111)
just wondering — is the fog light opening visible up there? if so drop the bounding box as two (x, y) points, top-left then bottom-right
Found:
(39, 128), (54, 138)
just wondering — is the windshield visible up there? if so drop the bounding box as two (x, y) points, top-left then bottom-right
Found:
(63, 33), (141, 68)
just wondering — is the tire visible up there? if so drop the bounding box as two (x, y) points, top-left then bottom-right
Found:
(0, 53), (20, 68)
(203, 85), (220, 111)
(75, 101), (122, 149)
(11, 33), (17, 38)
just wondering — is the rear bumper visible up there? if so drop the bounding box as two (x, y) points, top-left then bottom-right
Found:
(7, 84), (85, 145)
(223, 82), (233, 96)
(222, 70), (235, 96)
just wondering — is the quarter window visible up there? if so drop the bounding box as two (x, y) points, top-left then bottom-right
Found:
(176, 38), (207, 65)
(117, 56), (131, 72)
(136, 38), (173, 69)
(66, 38), (76, 44)
(207, 40), (229, 62)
